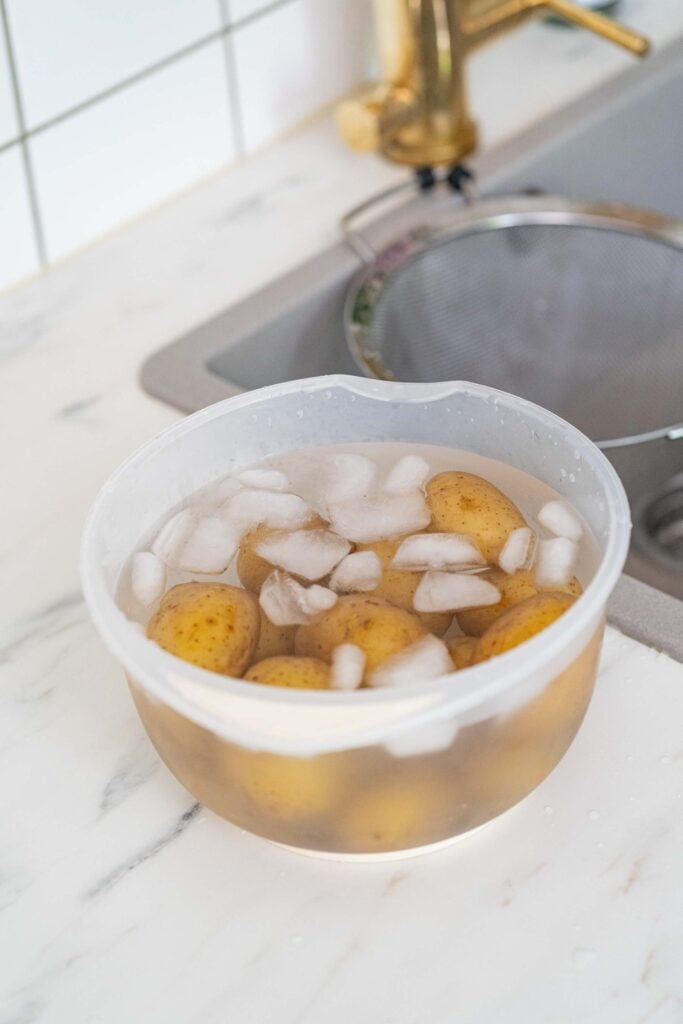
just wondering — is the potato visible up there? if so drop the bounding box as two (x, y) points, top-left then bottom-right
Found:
(458, 568), (583, 637)
(426, 472), (526, 562)
(446, 635), (477, 670)
(237, 515), (326, 593)
(295, 594), (426, 675)
(356, 536), (452, 636)
(254, 608), (296, 661)
(146, 582), (259, 675)
(244, 656), (331, 690)
(337, 777), (445, 853)
(234, 750), (338, 821)
(472, 591), (576, 664)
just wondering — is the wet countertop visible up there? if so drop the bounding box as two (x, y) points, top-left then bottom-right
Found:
(2, 4), (683, 1020)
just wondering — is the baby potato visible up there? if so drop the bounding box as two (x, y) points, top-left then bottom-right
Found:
(426, 472), (526, 562)
(254, 608), (296, 661)
(458, 568), (583, 637)
(446, 635), (478, 670)
(295, 594), (426, 676)
(472, 591), (576, 664)
(237, 515), (327, 593)
(337, 776), (447, 853)
(356, 536), (452, 636)
(233, 750), (339, 822)
(244, 656), (331, 689)
(146, 582), (259, 675)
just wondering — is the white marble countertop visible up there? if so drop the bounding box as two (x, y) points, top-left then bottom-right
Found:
(2, 4), (683, 1021)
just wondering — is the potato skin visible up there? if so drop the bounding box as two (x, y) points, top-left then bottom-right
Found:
(234, 751), (338, 821)
(237, 515), (327, 593)
(426, 472), (526, 562)
(473, 591), (576, 664)
(146, 582), (259, 675)
(356, 536), (452, 636)
(253, 608), (296, 661)
(295, 594), (426, 675)
(244, 656), (331, 690)
(337, 777), (444, 853)
(458, 568), (583, 637)
(445, 635), (478, 670)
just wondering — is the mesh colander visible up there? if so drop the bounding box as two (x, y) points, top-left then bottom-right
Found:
(343, 194), (683, 450)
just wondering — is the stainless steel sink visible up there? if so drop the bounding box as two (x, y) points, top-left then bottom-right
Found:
(142, 37), (683, 608)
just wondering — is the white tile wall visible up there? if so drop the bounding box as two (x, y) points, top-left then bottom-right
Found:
(0, 21), (18, 146)
(0, 0), (370, 290)
(233, 0), (371, 153)
(0, 146), (40, 288)
(31, 42), (235, 261)
(5, 0), (221, 128)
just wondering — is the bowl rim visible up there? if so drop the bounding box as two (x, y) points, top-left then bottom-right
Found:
(81, 375), (631, 750)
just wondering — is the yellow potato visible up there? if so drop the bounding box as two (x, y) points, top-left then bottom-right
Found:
(234, 750), (339, 821)
(295, 594), (426, 676)
(446, 635), (477, 670)
(426, 471), (526, 562)
(458, 568), (583, 637)
(356, 536), (452, 636)
(338, 777), (446, 853)
(253, 607), (296, 661)
(146, 582), (259, 675)
(237, 516), (327, 593)
(472, 591), (576, 664)
(244, 656), (331, 690)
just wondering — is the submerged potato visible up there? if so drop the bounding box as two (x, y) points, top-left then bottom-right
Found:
(234, 751), (338, 821)
(295, 594), (426, 675)
(146, 582), (259, 675)
(446, 635), (478, 670)
(426, 472), (526, 562)
(244, 656), (331, 689)
(356, 536), (452, 636)
(473, 591), (576, 664)
(254, 607), (296, 661)
(458, 568), (583, 637)
(337, 777), (446, 853)
(237, 515), (326, 593)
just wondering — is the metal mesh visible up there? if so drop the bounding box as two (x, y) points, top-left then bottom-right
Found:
(367, 223), (683, 441)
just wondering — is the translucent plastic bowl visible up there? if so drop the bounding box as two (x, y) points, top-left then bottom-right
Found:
(81, 377), (630, 858)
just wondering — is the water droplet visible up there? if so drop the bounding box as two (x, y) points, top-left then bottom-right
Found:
(296, 409), (304, 419)
(569, 473), (576, 483)
(574, 449), (581, 460)
(595, 841), (605, 850)
(560, 468), (568, 479)
(291, 935), (303, 945)
(544, 805), (554, 816)
(588, 809), (600, 821)
(660, 755), (671, 765)
(626, 755), (634, 762)
(572, 947), (597, 969)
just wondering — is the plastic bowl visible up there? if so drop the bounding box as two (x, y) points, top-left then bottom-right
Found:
(81, 377), (630, 858)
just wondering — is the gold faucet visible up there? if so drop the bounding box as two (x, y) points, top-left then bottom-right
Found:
(337, 0), (649, 169)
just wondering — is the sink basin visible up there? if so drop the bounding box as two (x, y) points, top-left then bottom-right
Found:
(142, 37), (683, 602)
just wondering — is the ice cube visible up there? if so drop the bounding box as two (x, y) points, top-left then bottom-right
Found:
(538, 500), (583, 541)
(237, 468), (289, 491)
(368, 635), (453, 688)
(130, 551), (166, 607)
(535, 537), (577, 588)
(151, 509), (196, 566)
(392, 532), (484, 571)
(206, 477), (242, 505)
(384, 455), (430, 494)
(315, 453), (378, 510)
(330, 644), (365, 690)
(384, 720), (459, 758)
(498, 526), (535, 575)
(223, 489), (313, 534)
(413, 571), (501, 612)
(255, 529), (351, 580)
(177, 516), (239, 574)
(259, 571), (337, 626)
(329, 550), (383, 593)
(329, 491), (431, 544)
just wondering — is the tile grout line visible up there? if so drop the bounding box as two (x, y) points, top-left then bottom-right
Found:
(0, 0), (47, 265)
(218, 0), (246, 158)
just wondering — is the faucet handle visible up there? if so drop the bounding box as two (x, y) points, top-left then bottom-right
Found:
(463, 0), (649, 55)
(336, 86), (416, 154)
